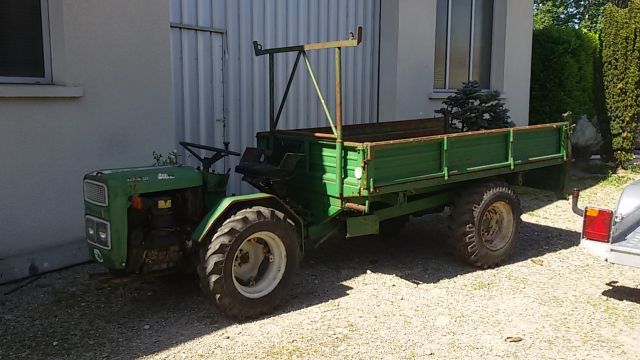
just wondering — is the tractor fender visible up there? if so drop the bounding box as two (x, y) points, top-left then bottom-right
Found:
(192, 193), (305, 250)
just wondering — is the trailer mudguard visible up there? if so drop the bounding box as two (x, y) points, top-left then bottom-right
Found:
(192, 193), (304, 247)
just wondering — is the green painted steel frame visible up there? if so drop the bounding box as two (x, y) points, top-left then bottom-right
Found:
(361, 122), (570, 195)
(253, 26), (363, 207)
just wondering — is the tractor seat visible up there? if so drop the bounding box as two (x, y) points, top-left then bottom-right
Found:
(235, 148), (303, 180)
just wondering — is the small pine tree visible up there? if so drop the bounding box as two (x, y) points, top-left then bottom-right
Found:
(436, 81), (513, 132)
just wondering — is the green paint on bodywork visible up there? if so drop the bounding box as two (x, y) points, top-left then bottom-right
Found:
(192, 193), (277, 243)
(255, 132), (363, 226)
(346, 215), (379, 237)
(84, 121), (571, 272)
(84, 165), (203, 269)
(252, 123), (570, 247)
(365, 123), (569, 194)
(345, 190), (455, 237)
(85, 165), (203, 194)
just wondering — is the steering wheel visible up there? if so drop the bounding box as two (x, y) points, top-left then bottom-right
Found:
(179, 141), (240, 172)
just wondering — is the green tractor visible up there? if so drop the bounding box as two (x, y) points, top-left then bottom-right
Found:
(84, 27), (570, 318)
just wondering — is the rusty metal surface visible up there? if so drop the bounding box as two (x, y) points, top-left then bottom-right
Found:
(253, 26), (363, 56)
(268, 117), (446, 145)
(254, 26), (363, 137)
(366, 122), (567, 148)
(269, 119), (567, 146)
(344, 202), (366, 212)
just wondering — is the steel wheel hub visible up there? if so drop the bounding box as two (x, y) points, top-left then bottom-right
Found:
(232, 231), (286, 299)
(480, 201), (514, 251)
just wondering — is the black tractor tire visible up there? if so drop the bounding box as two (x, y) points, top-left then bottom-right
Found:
(448, 181), (521, 268)
(197, 206), (300, 318)
(378, 215), (410, 239)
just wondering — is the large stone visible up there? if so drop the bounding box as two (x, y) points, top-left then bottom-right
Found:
(571, 116), (603, 160)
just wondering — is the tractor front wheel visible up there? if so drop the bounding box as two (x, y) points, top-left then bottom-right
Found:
(198, 206), (300, 318)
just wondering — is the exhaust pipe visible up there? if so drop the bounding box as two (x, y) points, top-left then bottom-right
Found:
(571, 188), (584, 216)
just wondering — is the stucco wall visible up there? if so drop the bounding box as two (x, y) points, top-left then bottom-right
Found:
(379, 0), (534, 126)
(0, 0), (173, 282)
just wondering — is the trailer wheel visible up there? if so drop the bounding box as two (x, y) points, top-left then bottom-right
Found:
(198, 206), (300, 318)
(449, 181), (521, 268)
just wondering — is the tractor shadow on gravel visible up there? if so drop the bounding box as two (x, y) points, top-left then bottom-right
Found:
(301, 209), (581, 292)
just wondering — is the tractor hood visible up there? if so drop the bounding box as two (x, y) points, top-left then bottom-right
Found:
(82, 165), (203, 270)
(84, 165), (203, 196)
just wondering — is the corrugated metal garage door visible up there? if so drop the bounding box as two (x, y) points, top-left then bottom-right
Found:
(170, 0), (227, 173)
(170, 0), (380, 194)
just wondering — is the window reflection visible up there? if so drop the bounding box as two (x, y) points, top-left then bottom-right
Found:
(434, 0), (493, 90)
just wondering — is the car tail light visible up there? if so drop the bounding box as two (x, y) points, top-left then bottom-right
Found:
(582, 207), (613, 243)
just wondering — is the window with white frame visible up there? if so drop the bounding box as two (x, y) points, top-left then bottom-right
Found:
(434, 0), (493, 90)
(0, 0), (51, 84)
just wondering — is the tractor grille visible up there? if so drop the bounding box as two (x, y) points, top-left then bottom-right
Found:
(84, 180), (108, 206)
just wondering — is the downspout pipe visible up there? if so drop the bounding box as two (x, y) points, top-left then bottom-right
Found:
(572, 188), (584, 217)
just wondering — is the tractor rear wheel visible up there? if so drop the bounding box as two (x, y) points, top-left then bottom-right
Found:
(448, 181), (521, 268)
(198, 206), (300, 318)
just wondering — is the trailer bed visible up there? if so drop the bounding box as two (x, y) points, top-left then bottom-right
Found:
(261, 117), (569, 196)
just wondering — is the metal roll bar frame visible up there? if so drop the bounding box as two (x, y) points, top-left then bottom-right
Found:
(252, 26), (363, 199)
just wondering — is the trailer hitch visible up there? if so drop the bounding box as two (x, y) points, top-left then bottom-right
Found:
(571, 188), (584, 216)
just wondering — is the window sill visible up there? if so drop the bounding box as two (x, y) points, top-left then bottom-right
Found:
(429, 91), (455, 99)
(429, 91), (507, 100)
(0, 84), (83, 98)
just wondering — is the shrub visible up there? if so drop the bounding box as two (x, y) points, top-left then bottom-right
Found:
(601, 0), (640, 167)
(529, 26), (599, 125)
(152, 150), (179, 166)
(436, 81), (513, 132)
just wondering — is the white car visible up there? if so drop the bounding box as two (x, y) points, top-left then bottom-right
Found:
(573, 182), (640, 268)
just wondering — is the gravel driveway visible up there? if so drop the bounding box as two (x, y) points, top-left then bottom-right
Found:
(2, 169), (640, 360)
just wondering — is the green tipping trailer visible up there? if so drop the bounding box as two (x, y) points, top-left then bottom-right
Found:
(234, 119), (569, 246)
(84, 27), (570, 318)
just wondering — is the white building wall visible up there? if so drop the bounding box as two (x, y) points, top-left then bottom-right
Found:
(0, 0), (174, 283)
(379, 0), (534, 126)
(500, 0), (534, 124)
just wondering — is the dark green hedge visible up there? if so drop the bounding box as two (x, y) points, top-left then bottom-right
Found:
(529, 26), (599, 125)
(601, 0), (640, 167)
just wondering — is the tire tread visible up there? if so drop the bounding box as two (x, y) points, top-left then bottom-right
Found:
(448, 181), (521, 268)
(198, 206), (299, 318)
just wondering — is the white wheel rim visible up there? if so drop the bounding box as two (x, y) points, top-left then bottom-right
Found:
(480, 201), (514, 251)
(231, 231), (287, 299)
